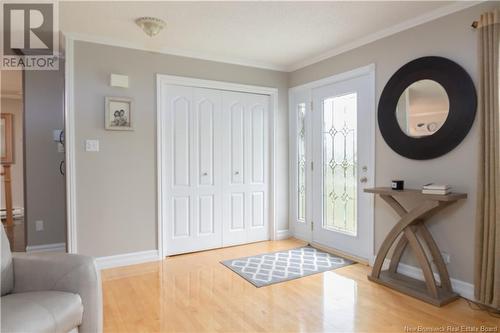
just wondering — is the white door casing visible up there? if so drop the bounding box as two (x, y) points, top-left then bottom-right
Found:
(158, 75), (276, 256)
(312, 73), (374, 260)
(289, 65), (375, 261)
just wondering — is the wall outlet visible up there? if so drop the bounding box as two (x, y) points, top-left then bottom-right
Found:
(35, 220), (44, 232)
(85, 139), (99, 152)
(441, 252), (451, 264)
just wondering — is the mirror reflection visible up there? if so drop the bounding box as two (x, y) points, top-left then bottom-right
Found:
(396, 79), (449, 138)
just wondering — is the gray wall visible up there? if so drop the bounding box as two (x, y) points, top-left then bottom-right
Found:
(289, 2), (499, 284)
(1, 98), (23, 210)
(73, 41), (289, 257)
(72, 3), (496, 284)
(24, 67), (66, 247)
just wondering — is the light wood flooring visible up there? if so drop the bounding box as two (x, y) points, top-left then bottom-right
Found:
(102, 238), (499, 332)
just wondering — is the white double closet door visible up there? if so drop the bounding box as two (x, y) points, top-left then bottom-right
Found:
(162, 85), (269, 255)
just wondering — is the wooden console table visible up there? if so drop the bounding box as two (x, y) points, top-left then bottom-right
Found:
(364, 187), (467, 306)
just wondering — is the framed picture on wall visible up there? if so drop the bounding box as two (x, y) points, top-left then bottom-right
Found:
(105, 97), (133, 131)
(1, 113), (14, 164)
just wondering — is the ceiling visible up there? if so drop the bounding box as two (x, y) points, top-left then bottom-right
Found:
(60, 1), (478, 71)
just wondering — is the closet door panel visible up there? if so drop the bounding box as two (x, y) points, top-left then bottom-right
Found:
(172, 97), (191, 187)
(223, 91), (269, 246)
(246, 94), (269, 242)
(164, 85), (194, 255)
(222, 92), (248, 245)
(192, 88), (223, 244)
(198, 99), (215, 186)
(251, 192), (265, 227)
(163, 83), (270, 254)
(230, 103), (245, 185)
(230, 193), (245, 230)
(198, 195), (214, 234)
(173, 196), (190, 238)
(164, 85), (223, 255)
(251, 105), (265, 184)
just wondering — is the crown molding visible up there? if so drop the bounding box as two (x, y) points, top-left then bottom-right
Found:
(63, 1), (483, 73)
(62, 32), (287, 72)
(287, 1), (484, 72)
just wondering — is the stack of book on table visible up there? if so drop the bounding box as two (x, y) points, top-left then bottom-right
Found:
(422, 184), (451, 195)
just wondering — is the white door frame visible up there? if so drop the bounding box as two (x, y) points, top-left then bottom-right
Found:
(288, 64), (375, 261)
(64, 36), (77, 254)
(157, 74), (278, 258)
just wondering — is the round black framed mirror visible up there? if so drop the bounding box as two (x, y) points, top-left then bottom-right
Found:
(378, 56), (477, 160)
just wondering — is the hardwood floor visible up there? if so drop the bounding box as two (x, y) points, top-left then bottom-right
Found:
(102, 239), (499, 333)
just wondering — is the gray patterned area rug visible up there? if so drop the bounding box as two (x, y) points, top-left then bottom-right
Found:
(221, 246), (354, 287)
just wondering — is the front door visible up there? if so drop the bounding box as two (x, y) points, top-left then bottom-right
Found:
(311, 73), (374, 260)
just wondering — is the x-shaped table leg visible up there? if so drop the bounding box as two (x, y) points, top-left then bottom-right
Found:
(369, 194), (455, 304)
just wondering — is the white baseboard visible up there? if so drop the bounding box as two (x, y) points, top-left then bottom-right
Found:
(26, 243), (66, 253)
(96, 250), (161, 270)
(370, 256), (474, 301)
(276, 229), (291, 240)
(396, 262), (474, 301)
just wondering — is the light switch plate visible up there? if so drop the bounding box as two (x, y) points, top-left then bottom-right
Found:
(85, 139), (99, 152)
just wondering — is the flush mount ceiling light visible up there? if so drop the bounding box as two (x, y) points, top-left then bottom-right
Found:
(135, 17), (166, 37)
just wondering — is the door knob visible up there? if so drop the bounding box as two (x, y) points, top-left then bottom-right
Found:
(360, 177), (368, 183)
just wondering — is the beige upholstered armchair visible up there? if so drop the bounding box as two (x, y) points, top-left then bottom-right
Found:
(1, 227), (102, 333)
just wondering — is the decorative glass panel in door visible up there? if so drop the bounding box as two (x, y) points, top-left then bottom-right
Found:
(322, 94), (357, 235)
(291, 90), (312, 242)
(297, 103), (306, 221)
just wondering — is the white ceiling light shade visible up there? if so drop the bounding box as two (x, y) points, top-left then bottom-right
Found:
(135, 17), (166, 37)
